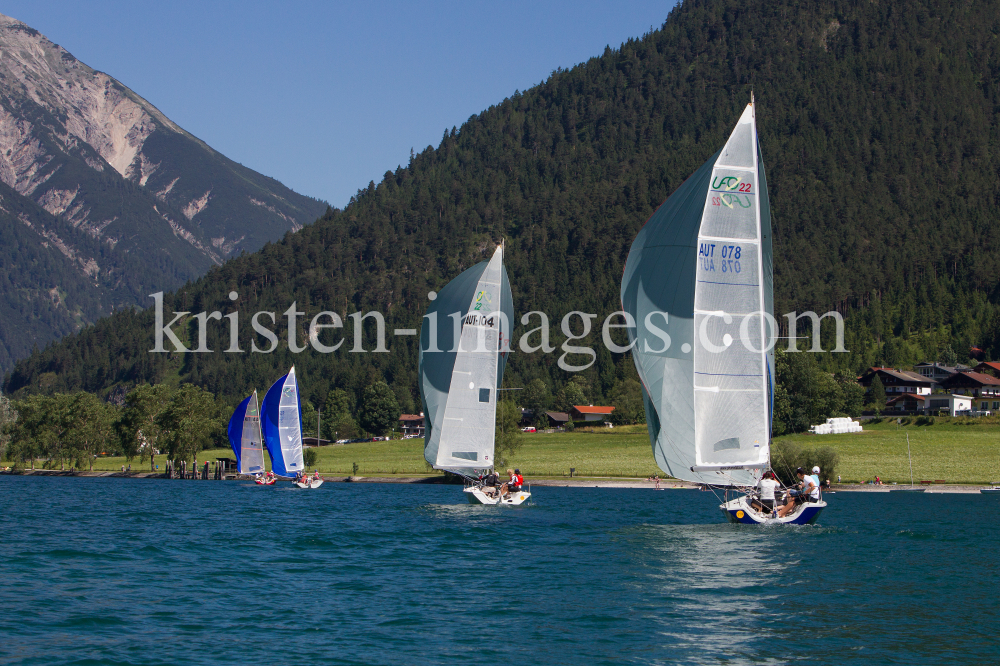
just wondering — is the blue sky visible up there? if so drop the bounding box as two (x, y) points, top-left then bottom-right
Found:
(3, 1), (676, 207)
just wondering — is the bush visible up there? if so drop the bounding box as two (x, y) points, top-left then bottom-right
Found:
(804, 446), (839, 485)
(303, 449), (318, 468)
(771, 440), (838, 486)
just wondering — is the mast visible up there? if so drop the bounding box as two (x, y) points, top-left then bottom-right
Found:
(907, 432), (915, 487)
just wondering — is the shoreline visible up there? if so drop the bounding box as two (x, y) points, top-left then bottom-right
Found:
(0, 470), (990, 493)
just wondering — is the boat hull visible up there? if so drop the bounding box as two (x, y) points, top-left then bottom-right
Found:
(295, 478), (324, 489)
(981, 487), (1000, 494)
(464, 486), (530, 505)
(721, 496), (825, 525)
(255, 477), (276, 486)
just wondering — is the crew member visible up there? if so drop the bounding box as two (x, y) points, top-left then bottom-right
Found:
(778, 468), (817, 518)
(754, 471), (780, 515)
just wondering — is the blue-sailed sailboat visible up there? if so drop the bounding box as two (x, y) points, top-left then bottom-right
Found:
(261, 366), (307, 481)
(419, 244), (527, 504)
(621, 99), (824, 525)
(227, 390), (266, 477)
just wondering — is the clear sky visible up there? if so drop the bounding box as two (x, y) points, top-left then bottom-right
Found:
(2, 1), (676, 207)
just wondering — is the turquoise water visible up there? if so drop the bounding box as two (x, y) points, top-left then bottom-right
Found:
(0, 477), (996, 665)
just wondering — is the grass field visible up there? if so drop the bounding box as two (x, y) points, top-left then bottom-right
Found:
(775, 419), (1000, 485)
(5, 420), (999, 483)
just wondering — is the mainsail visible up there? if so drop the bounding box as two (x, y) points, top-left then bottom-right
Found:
(621, 102), (774, 487)
(420, 245), (513, 472)
(227, 390), (265, 475)
(262, 367), (305, 477)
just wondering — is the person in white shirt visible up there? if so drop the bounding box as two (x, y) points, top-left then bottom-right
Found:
(753, 471), (780, 514)
(778, 468), (818, 518)
(810, 466), (822, 500)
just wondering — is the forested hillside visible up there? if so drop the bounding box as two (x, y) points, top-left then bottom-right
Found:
(7, 0), (1000, 413)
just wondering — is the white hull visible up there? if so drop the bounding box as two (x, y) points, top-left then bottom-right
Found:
(295, 478), (324, 489)
(464, 486), (530, 505)
(722, 495), (826, 525)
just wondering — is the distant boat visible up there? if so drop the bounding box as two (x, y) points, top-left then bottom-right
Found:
(621, 98), (824, 525)
(261, 366), (308, 483)
(890, 433), (926, 492)
(227, 389), (266, 478)
(419, 243), (529, 505)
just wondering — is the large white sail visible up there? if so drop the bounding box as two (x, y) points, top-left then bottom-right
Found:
(621, 101), (774, 486)
(692, 104), (770, 472)
(420, 245), (511, 472)
(240, 390), (265, 475)
(262, 366), (305, 477)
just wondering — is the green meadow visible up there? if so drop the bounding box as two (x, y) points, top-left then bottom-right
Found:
(7, 420), (999, 484)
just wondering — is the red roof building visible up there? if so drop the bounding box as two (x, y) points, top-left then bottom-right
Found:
(939, 371), (1000, 410)
(570, 405), (615, 422)
(399, 413), (425, 436)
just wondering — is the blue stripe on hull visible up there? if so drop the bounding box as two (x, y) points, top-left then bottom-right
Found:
(724, 504), (824, 525)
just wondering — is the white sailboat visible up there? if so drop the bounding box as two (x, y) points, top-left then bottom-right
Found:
(419, 243), (529, 505)
(621, 99), (825, 524)
(227, 390), (266, 478)
(262, 366), (322, 488)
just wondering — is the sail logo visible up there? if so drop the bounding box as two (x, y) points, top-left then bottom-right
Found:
(473, 290), (492, 311)
(282, 386), (295, 398)
(712, 175), (742, 190)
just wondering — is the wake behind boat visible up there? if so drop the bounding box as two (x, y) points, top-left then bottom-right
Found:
(620, 98), (824, 525)
(419, 243), (530, 506)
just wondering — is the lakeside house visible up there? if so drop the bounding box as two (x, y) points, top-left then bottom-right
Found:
(570, 405), (615, 422)
(972, 361), (1000, 377)
(912, 362), (970, 389)
(399, 413), (425, 437)
(886, 393), (975, 416)
(938, 371), (1000, 411)
(545, 411), (571, 428)
(858, 367), (933, 396)
(924, 394), (975, 416)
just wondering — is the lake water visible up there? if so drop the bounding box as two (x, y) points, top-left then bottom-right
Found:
(0, 476), (996, 665)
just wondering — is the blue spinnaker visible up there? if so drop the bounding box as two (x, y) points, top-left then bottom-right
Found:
(262, 367), (305, 477)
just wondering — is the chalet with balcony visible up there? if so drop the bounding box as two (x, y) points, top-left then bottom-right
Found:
(913, 362), (970, 388)
(399, 413), (425, 436)
(857, 368), (933, 396)
(938, 371), (1000, 411)
(972, 361), (1000, 378)
(886, 393), (925, 412)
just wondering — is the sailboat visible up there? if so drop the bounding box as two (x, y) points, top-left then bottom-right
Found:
(262, 366), (321, 488)
(419, 243), (528, 505)
(621, 99), (825, 525)
(890, 432), (925, 492)
(227, 390), (267, 481)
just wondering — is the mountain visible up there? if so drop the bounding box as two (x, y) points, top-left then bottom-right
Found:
(6, 0), (1000, 406)
(0, 13), (328, 372)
